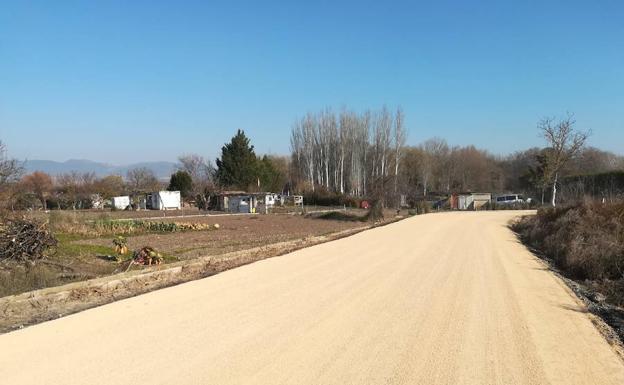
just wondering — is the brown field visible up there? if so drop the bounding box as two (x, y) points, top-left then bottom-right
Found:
(77, 213), (371, 260)
(1, 209), (402, 297)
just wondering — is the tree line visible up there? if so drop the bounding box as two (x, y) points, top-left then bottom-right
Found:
(288, 110), (622, 207)
(1, 112), (622, 211)
(0, 131), (290, 211)
(290, 106), (406, 198)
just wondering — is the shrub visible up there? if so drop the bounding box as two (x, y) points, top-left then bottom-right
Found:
(302, 190), (361, 207)
(313, 211), (365, 222)
(415, 200), (431, 214)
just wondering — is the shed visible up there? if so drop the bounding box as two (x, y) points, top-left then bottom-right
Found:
(112, 196), (130, 210)
(147, 191), (181, 210)
(228, 195), (257, 213)
(213, 191), (247, 212)
(457, 193), (491, 210)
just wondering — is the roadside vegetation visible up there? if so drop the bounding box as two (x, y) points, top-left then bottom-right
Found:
(513, 202), (624, 306)
(513, 202), (624, 340)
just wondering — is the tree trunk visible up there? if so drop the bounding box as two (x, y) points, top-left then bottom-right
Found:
(551, 173), (558, 207)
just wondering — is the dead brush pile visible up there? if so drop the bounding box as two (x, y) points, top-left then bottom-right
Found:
(0, 217), (58, 264)
(512, 202), (624, 307)
(0, 217), (60, 297)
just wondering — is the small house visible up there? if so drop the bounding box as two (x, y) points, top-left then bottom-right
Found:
(213, 191), (247, 212)
(228, 194), (258, 213)
(112, 195), (130, 210)
(212, 191), (262, 213)
(147, 191), (181, 210)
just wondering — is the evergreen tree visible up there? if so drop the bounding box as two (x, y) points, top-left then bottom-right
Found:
(257, 155), (286, 192)
(216, 130), (259, 190)
(168, 170), (193, 199)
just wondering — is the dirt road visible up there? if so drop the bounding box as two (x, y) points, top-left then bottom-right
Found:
(2, 211), (624, 384)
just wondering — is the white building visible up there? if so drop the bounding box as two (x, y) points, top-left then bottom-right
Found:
(147, 191), (181, 210)
(111, 196), (130, 210)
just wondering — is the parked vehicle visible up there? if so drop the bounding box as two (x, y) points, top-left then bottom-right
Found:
(495, 194), (525, 204)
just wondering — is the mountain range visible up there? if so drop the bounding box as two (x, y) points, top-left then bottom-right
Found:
(24, 159), (177, 180)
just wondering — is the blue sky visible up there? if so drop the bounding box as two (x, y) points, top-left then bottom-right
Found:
(1, 0), (623, 163)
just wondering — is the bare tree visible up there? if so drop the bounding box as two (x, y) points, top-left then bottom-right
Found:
(0, 141), (23, 185)
(56, 171), (97, 209)
(126, 167), (161, 193)
(290, 106), (405, 199)
(0, 141), (23, 210)
(93, 175), (125, 199)
(21, 171), (53, 210)
(177, 154), (214, 183)
(419, 138), (448, 196)
(177, 154), (215, 208)
(539, 114), (589, 206)
(393, 107), (407, 197)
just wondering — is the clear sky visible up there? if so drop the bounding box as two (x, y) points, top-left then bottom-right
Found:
(1, 0), (623, 163)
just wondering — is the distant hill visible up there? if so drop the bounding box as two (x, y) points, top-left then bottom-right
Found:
(24, 159), (177, 180)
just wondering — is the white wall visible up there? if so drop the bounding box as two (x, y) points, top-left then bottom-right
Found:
(112, 196), (130, 210)
(151, 191), (181, 210)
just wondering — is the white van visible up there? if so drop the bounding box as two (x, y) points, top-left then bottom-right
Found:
(495, 194), (525, 204)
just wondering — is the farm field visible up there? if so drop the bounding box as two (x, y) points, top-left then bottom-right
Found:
(0, 209), (401, 298)
(76, 212), (373, 260)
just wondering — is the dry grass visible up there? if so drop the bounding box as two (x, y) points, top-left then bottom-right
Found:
(512, 202), (624, 306)
(0, 264), (62, 297)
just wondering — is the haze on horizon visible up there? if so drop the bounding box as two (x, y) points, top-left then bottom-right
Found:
(1, 1), (623, 164)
